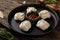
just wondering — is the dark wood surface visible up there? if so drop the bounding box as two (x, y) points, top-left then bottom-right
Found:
(0, 0), (60, 40)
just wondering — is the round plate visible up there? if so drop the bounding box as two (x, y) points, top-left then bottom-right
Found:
(8, 4), (59, 36)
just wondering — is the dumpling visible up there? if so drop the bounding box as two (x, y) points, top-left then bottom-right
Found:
(39, 10), (51, 19)
(14, 12), (25, 21)
(36, 19), (50, 30)
(0, 11), (4, 18)
(19, 20), (31, 31)
(27, 7), (37, 13)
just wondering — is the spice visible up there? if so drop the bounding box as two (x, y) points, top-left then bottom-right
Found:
(28, 13), (38, 19)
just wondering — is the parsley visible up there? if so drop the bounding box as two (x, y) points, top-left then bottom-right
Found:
(31, 10), (38, 15)
(0, 28), (14, 40)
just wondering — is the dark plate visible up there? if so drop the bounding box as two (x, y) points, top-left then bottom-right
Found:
(8, 4), (59, 36)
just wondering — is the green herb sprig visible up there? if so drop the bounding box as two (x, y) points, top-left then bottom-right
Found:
(33, 11), (39, 15)
(44, 0), (58, 4)
(0, 28), (14, 40)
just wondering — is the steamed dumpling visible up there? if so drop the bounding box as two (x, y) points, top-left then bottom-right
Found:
(39, 10), (51, 19)
(27, 7), (37, 13)
(36, 19), (50, 30)
(0, 11), (4, 18)
(19, 20), (31, 31)
(14, 12), (25, 21)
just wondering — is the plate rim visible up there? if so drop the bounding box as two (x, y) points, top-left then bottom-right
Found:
(8, 4), (59, 36)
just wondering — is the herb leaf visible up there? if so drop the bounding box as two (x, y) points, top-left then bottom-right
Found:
(0, 28), (14, 40)
(44, 0), (58, 4)
(33, 11), (39, 15)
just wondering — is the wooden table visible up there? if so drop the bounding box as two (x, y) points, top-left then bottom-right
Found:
(0, 0), (60, 40)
